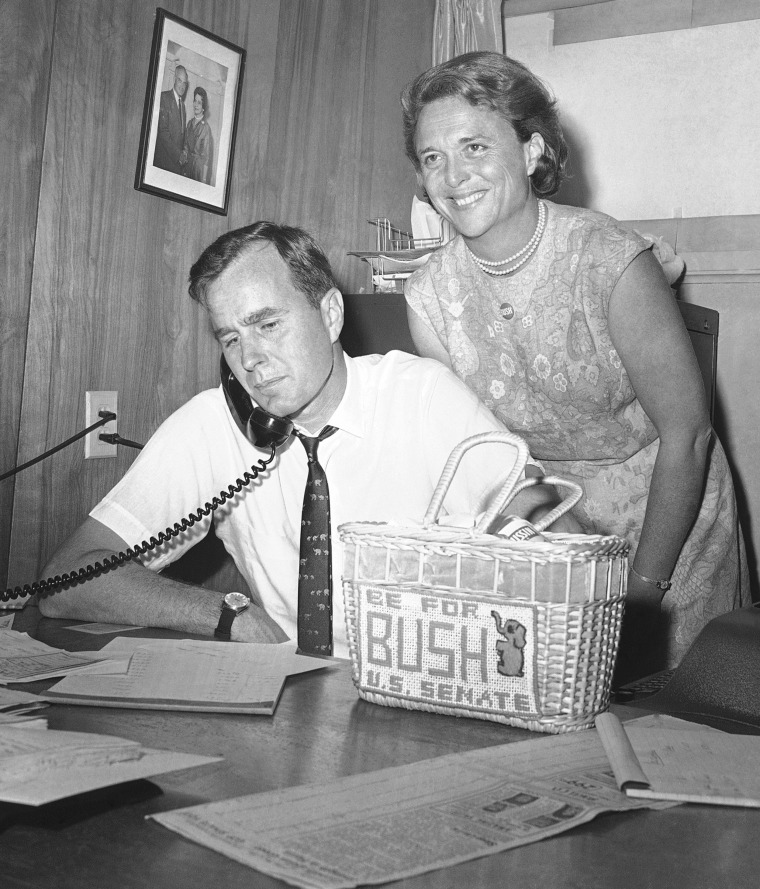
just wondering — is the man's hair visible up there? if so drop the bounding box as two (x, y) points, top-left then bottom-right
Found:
(400, 51), (567, 196)
(188, 221), (337, 309)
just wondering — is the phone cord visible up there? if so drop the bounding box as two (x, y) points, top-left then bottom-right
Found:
(0, 446), (277, 605)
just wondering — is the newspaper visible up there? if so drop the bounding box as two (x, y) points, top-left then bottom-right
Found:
(151, 715), (672, 889)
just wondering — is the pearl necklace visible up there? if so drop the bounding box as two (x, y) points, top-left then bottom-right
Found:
(468, 200), (546, 277)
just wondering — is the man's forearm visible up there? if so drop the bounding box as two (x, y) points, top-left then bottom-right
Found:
(38, 552), (223, 635)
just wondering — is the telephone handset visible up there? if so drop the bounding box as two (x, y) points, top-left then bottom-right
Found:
(220, 355), (294, 449)
(1, 359), (292, 605)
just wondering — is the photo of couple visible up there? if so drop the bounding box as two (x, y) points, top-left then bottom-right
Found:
(153, 61), (214, 186)
(135, 10), (245, 215)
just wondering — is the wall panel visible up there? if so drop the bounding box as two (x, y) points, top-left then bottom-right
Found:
(4, 0), (434, 590)
(260, 0), (428, 293)
(0, 0), (56, 588)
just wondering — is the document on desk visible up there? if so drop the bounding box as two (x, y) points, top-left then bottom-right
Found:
(150, 715), (673, 889)
(0, 687), (50, 727)
(596, 711), (760, 807)
(0, 725), (222, 806)
(0, 629), (107, 683)
(43, 640), (331, 714)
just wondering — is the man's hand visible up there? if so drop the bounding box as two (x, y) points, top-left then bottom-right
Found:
(232, 603), (289, 643)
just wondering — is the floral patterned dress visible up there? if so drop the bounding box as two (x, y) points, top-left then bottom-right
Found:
(405, 201), (749, 666)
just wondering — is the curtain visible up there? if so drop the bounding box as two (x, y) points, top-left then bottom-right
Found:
(432, 0), (504, 65)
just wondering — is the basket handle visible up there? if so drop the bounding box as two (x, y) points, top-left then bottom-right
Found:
(422, 431), (530, 529)
(475, 474), (584, 534)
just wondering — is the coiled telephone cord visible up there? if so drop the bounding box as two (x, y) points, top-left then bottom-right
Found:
(0, 446), (276, 605)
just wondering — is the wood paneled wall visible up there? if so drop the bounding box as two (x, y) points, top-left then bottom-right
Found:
(1, 0), (433, 589)
(1, 1), (56, 591)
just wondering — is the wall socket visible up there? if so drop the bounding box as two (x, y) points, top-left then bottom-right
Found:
(85, 391), (118, 458)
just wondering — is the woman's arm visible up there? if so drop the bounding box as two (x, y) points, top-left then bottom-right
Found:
(607, 250), (712, 605)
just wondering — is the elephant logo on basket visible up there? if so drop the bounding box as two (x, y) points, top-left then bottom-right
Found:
(491, 611), (527, 677)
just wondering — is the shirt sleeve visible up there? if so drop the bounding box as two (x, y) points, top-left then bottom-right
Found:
(89, 390), (243, 571)
(418, 362), (530, 520)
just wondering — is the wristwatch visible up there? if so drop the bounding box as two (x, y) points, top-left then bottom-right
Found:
(214, 591), (250, 640)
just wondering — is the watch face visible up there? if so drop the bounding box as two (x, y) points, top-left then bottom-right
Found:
(224, 592), (250, 613)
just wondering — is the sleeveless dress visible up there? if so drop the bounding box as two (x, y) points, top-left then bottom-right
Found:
(405, 201), (749, 667)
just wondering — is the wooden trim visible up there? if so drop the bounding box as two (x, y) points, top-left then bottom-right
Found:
(693, 0), (760, 28)
(504, 0), (611, 16)
(619, 214), (760, 284)
(504, 0), (760, 43)
(554, 0), (691, 46)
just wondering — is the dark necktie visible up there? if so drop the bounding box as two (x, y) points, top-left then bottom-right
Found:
(296, 426), (337, 654)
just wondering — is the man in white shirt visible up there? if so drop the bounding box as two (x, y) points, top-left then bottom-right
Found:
(39, 222), (571, 657)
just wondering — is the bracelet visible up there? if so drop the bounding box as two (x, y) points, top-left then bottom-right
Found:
(630, 567), (672, 592)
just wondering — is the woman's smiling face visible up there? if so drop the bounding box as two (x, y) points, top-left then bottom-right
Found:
(414, 96), (542, 257)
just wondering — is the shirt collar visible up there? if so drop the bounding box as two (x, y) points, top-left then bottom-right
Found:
(318, 353), (364, 439)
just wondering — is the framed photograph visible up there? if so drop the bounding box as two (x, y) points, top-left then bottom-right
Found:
(135, 8), (245, 215)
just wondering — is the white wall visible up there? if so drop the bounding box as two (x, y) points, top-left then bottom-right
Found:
(505, 13), (760, 221)
(505, 11), (760, 593)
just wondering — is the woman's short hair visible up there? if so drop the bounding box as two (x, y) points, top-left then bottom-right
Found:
(188, 221), (336, 310)
(401, 51), (567, 196)
(194, 86), (208, 115)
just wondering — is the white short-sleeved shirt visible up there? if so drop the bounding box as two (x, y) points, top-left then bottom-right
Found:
(91, 351), (525, 657)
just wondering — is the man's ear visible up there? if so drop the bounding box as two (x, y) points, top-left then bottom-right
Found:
(320, 287), (344, 344)
(525, 132), (545, 177)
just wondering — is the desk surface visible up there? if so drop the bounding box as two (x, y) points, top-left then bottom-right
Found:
(3, 607), (758, 889)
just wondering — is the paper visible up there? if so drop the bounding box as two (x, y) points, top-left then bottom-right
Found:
(596, 712), (760, 807)
(151, 717), (670, 889)
(0, 725), (221, 806)
(66, 622), (146, 635)
(0, 629), (107, 683)
(43, 640), (331, 714)
(0, 687), (49, 710)
(0, 687), (49, 725)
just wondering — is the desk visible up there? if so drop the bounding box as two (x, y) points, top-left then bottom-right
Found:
(3, 607), (758, 889)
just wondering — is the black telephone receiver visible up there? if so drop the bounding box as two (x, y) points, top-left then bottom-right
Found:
(220, 355), (294, 449)
(1, 359), (294, 605)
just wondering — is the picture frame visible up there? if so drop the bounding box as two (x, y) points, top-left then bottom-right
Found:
(135, 8), (245, 215)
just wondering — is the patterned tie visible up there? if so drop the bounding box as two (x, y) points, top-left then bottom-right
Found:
(296, 426), (338, 654)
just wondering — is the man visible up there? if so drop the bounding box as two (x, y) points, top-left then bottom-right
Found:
(153, 64), (188, 174)
(40, 223), (571, 657)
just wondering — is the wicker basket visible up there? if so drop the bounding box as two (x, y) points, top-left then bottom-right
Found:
(340, 432), (629, 733)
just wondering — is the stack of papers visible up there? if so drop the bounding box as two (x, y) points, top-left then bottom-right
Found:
(0, 630), (106, 683)
(43, 639), (331, 714)
(0, 724), (221, 806)
(0, 687), (49, 728)
(597, 712), (760, 808)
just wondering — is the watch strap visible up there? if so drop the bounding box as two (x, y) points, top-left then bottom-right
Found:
(214, 605), (237, 640)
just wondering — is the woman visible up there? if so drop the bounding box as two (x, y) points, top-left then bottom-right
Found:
(401, 51), (749, 677)
(182, 86), (212, 184)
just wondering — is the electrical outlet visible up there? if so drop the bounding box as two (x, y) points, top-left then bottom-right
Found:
(85, 391), (118, 458)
